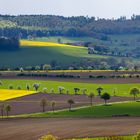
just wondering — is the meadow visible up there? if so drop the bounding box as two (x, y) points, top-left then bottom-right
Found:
(0, 79), (140, 97)
(0, 35), (139, 68)
(76, 136), (133, 140)
(0, 40), (106, 68)
(0, 89), (35, 101)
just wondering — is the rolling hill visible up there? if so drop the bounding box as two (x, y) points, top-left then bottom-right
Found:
(0, 36), (139, 69)
(0, 40), (108, 68)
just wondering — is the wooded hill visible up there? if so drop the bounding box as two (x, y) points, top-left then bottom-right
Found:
(1, 15), (140, 38)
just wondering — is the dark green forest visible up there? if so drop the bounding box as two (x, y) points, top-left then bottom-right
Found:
(1, 14), (140, 38)
(0, 37), (19, 51)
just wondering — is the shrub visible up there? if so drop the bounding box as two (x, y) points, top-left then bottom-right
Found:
(134, 132), (140, 140)
(103, 136), (128, 140)
(43, 88), (48, 93)
(38, 134), (58, 140)
(0, 81), (3, 85)
(9, 85), (13, 89)
(50, 88), (54, 94)
(17, 86), (22, 90)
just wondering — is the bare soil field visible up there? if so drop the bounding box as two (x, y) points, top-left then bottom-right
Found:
(1, 70), (140, 83)
(1, 76), (140, 84)
(0, 117), (140, 140)
(0, 93), (133, 115)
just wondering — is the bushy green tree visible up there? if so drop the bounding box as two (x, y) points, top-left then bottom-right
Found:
(101, 93), (111, 105)
(130, 88), (140, 100)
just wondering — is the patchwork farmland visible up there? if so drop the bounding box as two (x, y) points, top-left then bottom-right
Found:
(1, 16), (140, 140)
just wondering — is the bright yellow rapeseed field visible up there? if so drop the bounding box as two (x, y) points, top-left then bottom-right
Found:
(20, 40), (84, 49)
(0, 89), (35, 101)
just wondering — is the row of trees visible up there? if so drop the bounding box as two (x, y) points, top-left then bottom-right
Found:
(3, 80), (140, 100)
(0, 88), (139, 117)
(39, 92), (110, 113)
(40, 87), (140, 113)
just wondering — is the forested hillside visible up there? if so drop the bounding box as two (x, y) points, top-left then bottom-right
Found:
(1, 15), (140, 38)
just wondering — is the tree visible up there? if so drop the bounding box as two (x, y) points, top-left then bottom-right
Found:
(88, 93), (95, 106)
(134, 65), (139, 72)
(101, 93), (111, 105)
(50, 88), (54, 94)
(43, 64), (51, 71)
(134, 132), (140, 140)
(5, 104), (11, 117)
(82, 88), (87, 95)
(96, 87), (103, 96)
(39, 134), (58, 140)
(40, 98), (48, 112)
(51, 101), (56, 112)
(67, 99), (75, 111)
(20, 67), (24, 72)
(58, 86), (65, 94)
(35, 65), (40, 71)
(26, 84), (30, 91)
(43, 88), (48, 93)
(0, 37), (19, 51)
(0, 104), (4, 118)
(17, 85), (22, 90)
(113, 88), (117, 96)
(130, 88), (140, 100)
(0, 81), (3, 86)
(57, 38), (61, 44)
(66, 89), (69, 94)
(74, 88), (80, 95)
(33, 83), (40, 91)
(9, 85), (13, 90)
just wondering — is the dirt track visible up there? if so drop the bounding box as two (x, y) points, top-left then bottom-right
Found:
(1, 93), (133, 115)
(0, 117), (140, 140)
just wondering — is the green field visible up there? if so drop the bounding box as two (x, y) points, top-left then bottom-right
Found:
(0, 44), (106, 68)
(35, 35), (140, 51)
(0, 35), (139, 68)
(25, 102), (140, 118)
(0, 79), (140, 96)
(76, 136), (133, 140)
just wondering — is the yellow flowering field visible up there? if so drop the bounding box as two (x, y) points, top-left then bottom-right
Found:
(51, 70), (132, 72)
(0, 89), (35, 101)
(20, 40), (84, 49)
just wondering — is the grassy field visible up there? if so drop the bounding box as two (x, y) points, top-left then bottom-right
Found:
(76, 136), (133, 140)
(0, 89), (35, 101)
(26, 101), (140, 118)
(34, 35), (140, 51)
(0, 40), (107, 68)
(0, 35), (139, 68)
(0, 79), (140, 97)
(34, 36), (100, 43)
